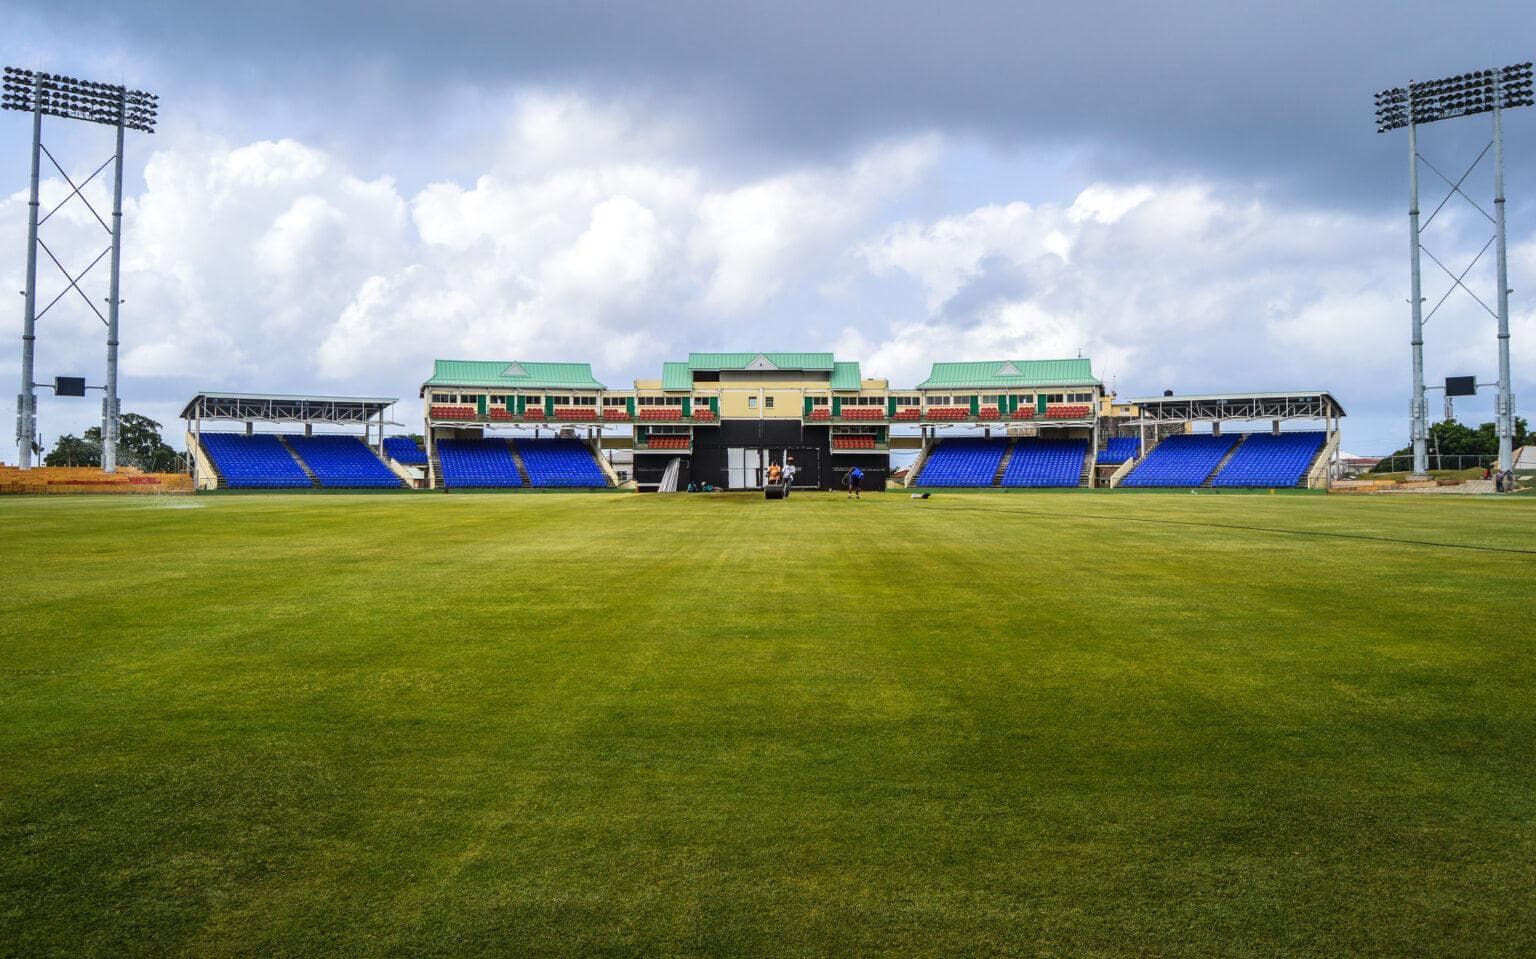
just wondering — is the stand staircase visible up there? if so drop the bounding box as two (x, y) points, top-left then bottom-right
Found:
(506, 440), (533, 486)
(278, 436), (321, 487)
(990, 438), (1018, 487)
(1201, 435), (1246, 487)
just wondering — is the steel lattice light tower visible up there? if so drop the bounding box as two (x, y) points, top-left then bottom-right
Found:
(1376, 62), (1533, 476)
(2, 67), (157, 471)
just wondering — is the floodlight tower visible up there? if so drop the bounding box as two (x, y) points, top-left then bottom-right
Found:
(1376, 63), (1533, 475)
(2, 67), (157, 471)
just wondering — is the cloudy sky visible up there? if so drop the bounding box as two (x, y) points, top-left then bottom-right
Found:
(3, 0), (1535, 455)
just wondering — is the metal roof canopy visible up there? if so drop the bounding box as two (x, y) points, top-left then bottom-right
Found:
(1125, 391), (1346, 423)
(422, 359), (606, 391)
(181, 392), (399, 425)
(917, 358), (1101, 389)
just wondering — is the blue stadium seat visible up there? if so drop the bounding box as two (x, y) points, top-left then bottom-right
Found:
(1000, 438), (1088, 488)
(285, 435), (403, 489)
(383, 436), (428, 466)
(915, 438), (1008, 487)
(1120, 433), (1239, 487)
(200, 433), (311, 489)
(1211, 431), (1326, 488)
(436, 438), (522, 488)
(1096, 436), (1140, 465)
(515, 439), (609, 488)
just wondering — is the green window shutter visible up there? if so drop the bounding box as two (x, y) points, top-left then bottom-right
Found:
(682, 397), (692, 417)
(1036, 394), (1047, 415)
(504, 395), (515, 413)
(476, 395), (488, 417)
(803, 396), (813, 417)
(832, 397), (842, 416)
(709, 396), (718, 413)
(627, 397), (636, 415)
(887, 396), (897, 416)
(515, 395), (525, 415)
(1007, 395), (1017, 414)
(969, 395), (980, 416)
(545, 396), (555, 416)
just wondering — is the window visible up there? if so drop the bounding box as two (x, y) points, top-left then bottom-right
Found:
(525, 396), (543, 406)
(810, 396), (829, 406)
(982, 394), (1003, 404)
(604, 396), (627, 406)
(1017, 394), (1034, 405)
(431, 393), (453, 403)
(765, 396), (775, 409)
(926, 395), (949, 406)
(892, 395), (919, 406)
(1044, 394), (1064, 403)
(1069, 392), (1094, 403)
(748, 397), (758, 409)
(548, 395), (571, 405)
(574, 395), (596, 405)
(490, 395), (506, 404)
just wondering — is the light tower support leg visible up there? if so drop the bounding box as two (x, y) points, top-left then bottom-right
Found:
(102, 112), (125, 473)
(17, 90), (42, 469)
(1493, 101), (1515, 473)
(1408, 117), (1429, 477)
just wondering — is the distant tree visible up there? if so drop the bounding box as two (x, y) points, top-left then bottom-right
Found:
(1373, 416), (1530, 471)
(43, 433), (101, 467)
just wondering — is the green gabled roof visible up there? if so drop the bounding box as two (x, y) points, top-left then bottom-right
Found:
(661, 362), (692, 392)
(916, 358), (1100, 389)
(686, 352), (835, 372)
(425, 360), (605, 390)
(830, 361), (863, 391)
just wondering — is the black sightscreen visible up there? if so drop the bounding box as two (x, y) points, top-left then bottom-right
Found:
(1445, 376), (1477, 397)
(53, 376), (86, 397)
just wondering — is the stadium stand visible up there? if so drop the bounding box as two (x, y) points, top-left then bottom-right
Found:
(515, 438), (610, 488)
(978, 405), (1002, 420)
(808, 408), (832, 421)
(1120, 433), (1239, 487)
(383, 436), (428, 465)
(553, 407), (598, 420)
(435, 438), (522, 488)
(645, 436), (690, 450)
(1000, 438), (1088, 488)
(893, 407), (922, 421)
(200, 433), (312, 488)
(430, 404), (476, 420)
(639, 407), (683, 421)
(926, 407), (971, 420)
(1097, 437), (1140, 465)
(840, 407), (884, 421)
(1046, 404), (1093, 419)
(603, 408), (631, 422)
(915, 438), (1008, 487)
(285, 434), (403, 488)
(691, 409), (717, 422)
(1211, 431), (1327, 488)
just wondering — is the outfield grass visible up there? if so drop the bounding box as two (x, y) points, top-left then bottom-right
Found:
(2, 491), (1534, 957)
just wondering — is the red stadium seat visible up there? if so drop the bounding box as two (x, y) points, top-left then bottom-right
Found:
(808, 408), (831, 421)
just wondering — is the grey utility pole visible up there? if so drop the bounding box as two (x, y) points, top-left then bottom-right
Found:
(2, 67), (157, 471)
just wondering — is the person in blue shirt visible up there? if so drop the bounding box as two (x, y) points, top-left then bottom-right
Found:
(846, 466), (863, 499)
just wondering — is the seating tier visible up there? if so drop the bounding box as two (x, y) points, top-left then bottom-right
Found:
(285, 435), (402, 488)
(436, 439), (522, 488)
(1000, 438), (1088, 488)
(515, 439), (609, 488)
(1211, 431), (1326, 488)
(1120, 433), (1238, 487)
(1096, 437), (1140, 465)
(915, 438), (1008, 487)
(201, 433), (310, 489)
(383, 437), (428, 465)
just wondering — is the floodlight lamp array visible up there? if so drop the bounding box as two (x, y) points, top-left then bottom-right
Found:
(1375, 61), (1533, 133)
(1, 66), (157, 133)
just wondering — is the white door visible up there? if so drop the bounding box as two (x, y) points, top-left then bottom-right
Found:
(727, 448), (762, 489)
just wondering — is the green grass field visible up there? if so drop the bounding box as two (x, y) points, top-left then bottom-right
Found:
(3, 491), (1534, 957)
